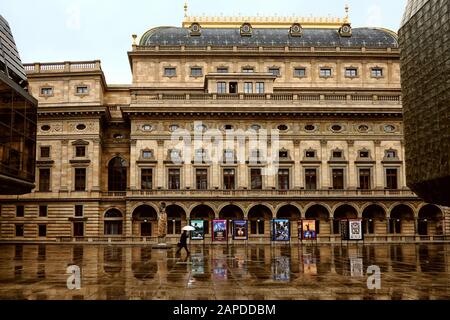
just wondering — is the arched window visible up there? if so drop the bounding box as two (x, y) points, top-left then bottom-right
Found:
(104, 209), (123, 236)
(108, 157), (127, 191)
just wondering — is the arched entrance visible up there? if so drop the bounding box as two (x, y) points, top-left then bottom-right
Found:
(390, 204), (415, 236)
(277, 205), (301, 238)
(333, 204), (358, 234)
(132, 205), (158, 237)
(104, 209), (123, 236)
(248, 205), (272, 236)
(190, 204), (215, 236)
(418, 204), (443, 236)
(362, 204), (386, 236)
(108, 157), (127, 191)
(219, 205), (244, 236)
(166, 205), (187, 235)
(305, 204), (330, 236)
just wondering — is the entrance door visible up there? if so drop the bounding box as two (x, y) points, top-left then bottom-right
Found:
(141, 222), (152, 237)
(418, 220), (428, 236)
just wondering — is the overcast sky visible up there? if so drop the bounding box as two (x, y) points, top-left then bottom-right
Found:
(2, 0), (407, 84)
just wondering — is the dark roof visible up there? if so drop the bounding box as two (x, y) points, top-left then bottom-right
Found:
(140, 27), (399, 48)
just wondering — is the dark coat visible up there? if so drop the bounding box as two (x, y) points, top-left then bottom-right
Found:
(179, 232), (188, 245)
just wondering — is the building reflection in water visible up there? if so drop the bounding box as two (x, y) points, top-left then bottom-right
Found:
(0, 244), (449, 300)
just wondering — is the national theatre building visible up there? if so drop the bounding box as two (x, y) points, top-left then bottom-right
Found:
(0, 8), (449, 243)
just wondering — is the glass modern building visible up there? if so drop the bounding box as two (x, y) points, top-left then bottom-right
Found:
(0, 15), (38, 194)
(399, 0), (450, 206)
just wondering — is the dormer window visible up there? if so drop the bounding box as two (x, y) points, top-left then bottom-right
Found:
(240, 23), (253, 36)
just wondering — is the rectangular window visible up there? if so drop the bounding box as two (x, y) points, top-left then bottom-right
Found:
(255, 82), (265, 94)
(168, 169), (181, 190)
(320, 68), (332, 77)
(164, 67), (176, 77)
(360, 151), (370, 158)
(167, 220), (182, 235)
(371, 68), (383, 77)
(142, 150), (153, 159)
(294, 68), (306, 77)
(39, 168), (51, 192)
(345, 68), (358, 77)
(251, 220), (264, 235)
(16, 205), (24, 217)
(76, 86), (89, 94)
(279, 150), (289, 159)
(223, 150), (235, 163)
(244, 82), (253, 94)
(332, 169), (344, 190)
(73, 222), (84, 237)
(141, 169), (153, 190)
(386, 150), (397, 159)
(229, 82), (238, 94)
(223, 168), (236, 190)
(333, 151), (343, 158)
(75, 205), (83, 217)
(75, 146), (86, 157)
(305, 169), (317, 190)
(190, 67), (203, 77)
(216, 67), (229, 73)
(74, 168), (86, 191)
(278, 169), (290, 190)
(306, 151), (316, 158)
(38, 225), (47, 237)
(40, 146), (50, 158)
(39, 205), (48, 217)
(359, 169), (371, 190)
(242, 67), (254, 73)
(251, 169), (263, 190)
(386, 169), (398, 189)
(217, 82), (226, 94)
(15, 224), (24, 237)
(268, 67), (280, 77)
(40, 87), (53, 96)
(196, 169), (208, 190)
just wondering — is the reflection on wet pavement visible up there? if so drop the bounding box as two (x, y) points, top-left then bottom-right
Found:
(0, 244), (449, 300)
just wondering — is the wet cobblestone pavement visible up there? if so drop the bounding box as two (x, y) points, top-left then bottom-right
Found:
(0, 244), (449, 300)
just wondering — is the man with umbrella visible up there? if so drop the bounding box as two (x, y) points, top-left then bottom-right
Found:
(176, 226), (194, 256)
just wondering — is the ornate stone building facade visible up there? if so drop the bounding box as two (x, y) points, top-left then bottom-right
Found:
(0, 10), (448, 243)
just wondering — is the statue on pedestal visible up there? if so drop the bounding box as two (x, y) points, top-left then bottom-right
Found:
(158, 202), (167, 239)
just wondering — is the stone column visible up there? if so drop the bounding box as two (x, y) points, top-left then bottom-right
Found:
(374, 140), (384, 189)
(92, 139), (101, 191)
(293, 140), (302, 188)
(156, 140), (165, 189)
(129, 139), (137, 190)
(347, 140), (356, 188)
(320, 140), (329, 189)
(60, 140), (69, 191)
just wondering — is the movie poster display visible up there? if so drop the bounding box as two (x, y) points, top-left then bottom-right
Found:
(272, 219), (290, 241)
(301, 220), (317, 240)
(232, 220), (248, 240)
(212, 220), (227, 242)
(190, 220), (205, 240)
(340, 220), (349, 240)
(349, 219), (364, 240)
